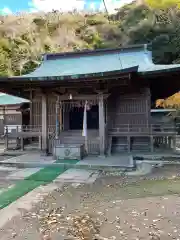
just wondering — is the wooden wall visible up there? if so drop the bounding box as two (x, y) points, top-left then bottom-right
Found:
(107, 88), (151, 128)
(48, 94), (56, 132)
(31, 94), (42, 129)
(31, 87), (151, 132)
(31, 92), (56, 132)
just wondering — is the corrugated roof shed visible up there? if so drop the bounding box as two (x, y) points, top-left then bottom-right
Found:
(0, 93), (29, 106)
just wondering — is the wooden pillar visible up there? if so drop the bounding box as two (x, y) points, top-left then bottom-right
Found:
(55, 96), (60, 139)
(127, 136), (131, 153)
(29, 89), (33, 144)
(4, 126), (8, 150)
(39, 135), (42, 150)
(16, 126), (19, 149)
(168, 136), (171, 149)
(150, 135), (154, 152)
(20, 135), (24, 151)
(173, 135), (177, 152)
(59, 101), (63, 131)
(3, 106), (5, 128)
(30, 90), (33, 127)
(41, 93), (48, 153)
(98, 93), (105, 156)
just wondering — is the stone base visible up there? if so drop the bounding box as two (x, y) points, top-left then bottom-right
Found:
(53, 144), (85, 160)
(41, 149), (49, 156)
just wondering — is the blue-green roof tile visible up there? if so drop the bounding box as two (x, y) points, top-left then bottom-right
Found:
(0, 94), (29, 106)
(10, 44), (180, 80)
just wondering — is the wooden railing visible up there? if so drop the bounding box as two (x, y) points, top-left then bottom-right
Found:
(2, 125), (41, 138)
(2, 125), (57, 137)
(109, 124), (177, 135)
(2, 123), (177, 153)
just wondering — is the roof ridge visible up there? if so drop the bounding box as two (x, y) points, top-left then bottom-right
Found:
(44, 43), (151, 60)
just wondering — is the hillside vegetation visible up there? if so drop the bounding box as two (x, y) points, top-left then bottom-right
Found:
(1, 1), (180, 76)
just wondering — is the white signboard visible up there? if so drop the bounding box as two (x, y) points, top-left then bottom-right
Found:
(4, 125), (22, 134)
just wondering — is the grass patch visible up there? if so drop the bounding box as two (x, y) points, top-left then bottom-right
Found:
(101, 178), (180, 200)
(0, 180), (43, 209)
(86, 178), (180, 203)
(56, 159), (80, 164)
(26, 160), (79, 182)
(122, 179), (180, 199)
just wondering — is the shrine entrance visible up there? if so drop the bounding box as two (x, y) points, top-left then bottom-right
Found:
(69, 105), (99, 130)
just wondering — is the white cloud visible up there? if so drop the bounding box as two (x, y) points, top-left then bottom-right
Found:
(101, 0), (134, 13)
(28, 8), (38, 13)
(89, 2), (97, 12)
(29, 0), (133, 14)
(0, 6), (12, 15)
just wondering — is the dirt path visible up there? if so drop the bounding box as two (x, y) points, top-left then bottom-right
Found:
(1, 165), (180, 239)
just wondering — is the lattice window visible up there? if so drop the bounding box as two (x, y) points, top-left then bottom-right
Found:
(32, 99), (41, 129)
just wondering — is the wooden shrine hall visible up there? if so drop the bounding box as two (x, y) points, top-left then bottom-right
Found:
(0, 44), (180, 157)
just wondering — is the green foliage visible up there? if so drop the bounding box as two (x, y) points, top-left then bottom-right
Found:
(1, 3), (180, 76)
(145, 0), (180, 9)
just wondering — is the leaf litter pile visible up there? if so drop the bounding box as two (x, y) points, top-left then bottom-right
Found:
(37, 207), (107, 240)
(34, 194), (180, 240)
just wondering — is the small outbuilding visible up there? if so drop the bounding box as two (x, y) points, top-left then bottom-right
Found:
(0, 93), (30, 135)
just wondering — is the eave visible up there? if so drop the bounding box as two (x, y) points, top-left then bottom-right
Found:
(139, 66), (180, 77)
(0, 69), (136, 99)
(0, 67), (137, 85)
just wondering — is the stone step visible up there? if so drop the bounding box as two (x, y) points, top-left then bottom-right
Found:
(131, 144), (150, 148)
(60, 130), (98, 137)
(53, 169), (99, 184)
(0, 166), (17, 172)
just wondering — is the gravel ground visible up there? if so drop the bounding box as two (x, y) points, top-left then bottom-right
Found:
(0, 154), (15, 162)
(1, 165), (180, 239)
(0, 154), (20, 193)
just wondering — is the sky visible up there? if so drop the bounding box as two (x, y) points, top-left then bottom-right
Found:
(0, 0), (133, 15)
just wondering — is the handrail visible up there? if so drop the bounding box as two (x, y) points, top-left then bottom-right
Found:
(3, 125), (57, 133)
(109, 124), (177, 134)
(2, 123), (177, 136)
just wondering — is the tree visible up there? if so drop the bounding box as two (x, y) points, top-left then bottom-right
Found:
(1, 2), (180, 76)
(156, 93), (180, 108)
(145, 0), (180, 9)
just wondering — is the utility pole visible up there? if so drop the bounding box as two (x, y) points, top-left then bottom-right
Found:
(102, 0), (109, 14)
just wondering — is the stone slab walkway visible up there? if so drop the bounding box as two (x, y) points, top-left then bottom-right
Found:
(0, 152), (134, 169)
(77, 154), (134, 168)
(6, 168), (42, 180)
(54, 169), (99, 183)
(1, 153), (55, 164)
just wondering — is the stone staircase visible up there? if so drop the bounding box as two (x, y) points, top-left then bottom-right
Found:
(131, 137), (150, 152)
(108, 136), (150, 154)
(111, 136), (128, 153)
(58, 130), (85, 145)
